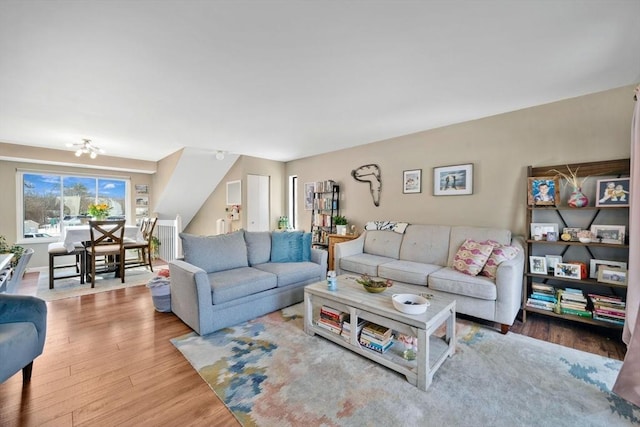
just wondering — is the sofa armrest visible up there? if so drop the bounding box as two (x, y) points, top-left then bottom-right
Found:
(334, 233), (366, 275)
(311, 248), (328, 280)
(0, 294), (47, 352)
(169, 260), (213, 335)
(493, 236), (525, 325)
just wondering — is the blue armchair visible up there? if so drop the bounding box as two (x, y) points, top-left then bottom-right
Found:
(0, 294), (47, 384)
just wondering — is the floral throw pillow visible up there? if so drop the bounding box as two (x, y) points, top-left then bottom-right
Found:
(480, 244), (520, 279)
(452, 239), (496, 276)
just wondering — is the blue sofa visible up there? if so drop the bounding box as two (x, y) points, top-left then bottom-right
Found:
(169, 230), (327, 335)
(0, 294), (48, 384)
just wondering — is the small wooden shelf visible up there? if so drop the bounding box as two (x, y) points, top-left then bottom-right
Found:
(524, 306), (623, 329)
(525, 239), (628, 249)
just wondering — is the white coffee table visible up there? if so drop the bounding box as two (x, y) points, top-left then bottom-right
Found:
(304, 274), (456, 391)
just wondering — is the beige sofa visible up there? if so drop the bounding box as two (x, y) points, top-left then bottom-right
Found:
(334, 224), (525, 333)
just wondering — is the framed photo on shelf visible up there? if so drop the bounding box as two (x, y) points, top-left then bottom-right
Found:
(545, 255), (562, 273)
(590, 225), (625, 245)
(589, 259), (628, 279)
(546, 231), (558, 242)
(595, 178), (630, 207)
(135, 184), (149, 195)
(597, 267), (628, 285)
(529, 256), (547, 275)
(530, 222), (559, 240)
(554, 262), (581, 280)
(304, 182), (315, 211)
(433, 163), (473, 196)
(527, 177), (560, 206)
(403, 169), (421, 194)
(562, 227), (581, 242)
(135, 207), (149, 217)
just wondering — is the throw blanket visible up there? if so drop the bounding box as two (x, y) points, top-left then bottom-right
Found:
(364, 221), (409, 234)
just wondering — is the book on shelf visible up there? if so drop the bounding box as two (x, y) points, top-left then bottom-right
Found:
(341, 316), (366, 339)
(359, 337), (394, 354)
(532, 283), (555, 294)
(361, 322), (392, 341)
(320, 305), (347, 322)
(560, 307), (592, 317)
(316, 318), (342, 334)
(526, 298), (555, 311)
(530, 292), (557, 303)
(593, 313), (625, 326)
(359, 333), (392, 347)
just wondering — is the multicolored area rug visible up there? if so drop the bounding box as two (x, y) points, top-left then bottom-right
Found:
(171, 304), (639, 427)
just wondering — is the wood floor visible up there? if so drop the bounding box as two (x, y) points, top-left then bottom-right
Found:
(0, 269), (627, 426)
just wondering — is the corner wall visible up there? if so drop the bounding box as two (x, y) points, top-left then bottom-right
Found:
(286, 85), (635, 237)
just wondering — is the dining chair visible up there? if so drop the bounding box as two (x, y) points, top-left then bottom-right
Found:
(0, 248), (34, 294)
(86, 219), (126, 288)
(48, 242), (85, 289)
(124, 217), (158, 272)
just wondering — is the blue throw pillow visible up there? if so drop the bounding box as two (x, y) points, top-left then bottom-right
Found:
(301, 232), (312, 261)
(271, 232), (303, 263)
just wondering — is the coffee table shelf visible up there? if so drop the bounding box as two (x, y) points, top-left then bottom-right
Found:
(304, 275), (456, 390)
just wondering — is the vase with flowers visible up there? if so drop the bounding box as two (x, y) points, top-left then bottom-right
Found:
(87, 203), (111, 221)
(549, 165), (589, 208)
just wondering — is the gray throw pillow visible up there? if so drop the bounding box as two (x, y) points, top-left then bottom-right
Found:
(180, 230), (248, 273)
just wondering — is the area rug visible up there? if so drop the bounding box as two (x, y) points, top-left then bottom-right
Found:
(35, 265), (167, 301)
(171, 304), (640, 427)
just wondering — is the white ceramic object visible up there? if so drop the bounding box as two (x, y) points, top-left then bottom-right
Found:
(579, 237), (591, 243)
(392, 293), (430, 315)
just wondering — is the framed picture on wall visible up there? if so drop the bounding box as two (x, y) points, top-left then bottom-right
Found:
(403, 169), (421, 194)
(433, 163), (473, 196)
(304, 182), (315, 211)
(135, 184), (149, 195)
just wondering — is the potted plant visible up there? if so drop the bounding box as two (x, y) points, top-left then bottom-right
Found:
(0, 235), (25, 267)
(333, 215), (348, 235)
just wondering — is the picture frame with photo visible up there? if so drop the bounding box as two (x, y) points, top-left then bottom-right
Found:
(530, 222), (559, 240)
(597, 267), (628, 286)
(554, 262), (581, 280)
(529, 256), (547, 275)
(135, 196), (149, 206)
(590, 225), (625, 245)
(545, 255), (562, 273)
(595, 177), (630, 207)
(403, 169), (421, 194)
(304, 182), (315, 211)
(562, 227), (581, 242)
(527, 176), (560, 206)
(589, 259), (628, 279)
(546, 231), (558, 242)
(433, 163), (473, 196)
(135, 184), (149, 195)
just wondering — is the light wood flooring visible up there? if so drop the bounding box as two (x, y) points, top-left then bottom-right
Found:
(0, 269), (626, 426)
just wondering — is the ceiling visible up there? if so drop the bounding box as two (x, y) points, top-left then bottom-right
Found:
(1, 1), (638, 163)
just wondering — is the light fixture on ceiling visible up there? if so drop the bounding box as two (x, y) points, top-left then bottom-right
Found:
(66, 139), (104, 159)
(215, 150), (225, 160)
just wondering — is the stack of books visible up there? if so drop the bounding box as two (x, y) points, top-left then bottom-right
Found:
(359, 322), (393, 353)
(526, 283), (557, 311)
(316, 305), (346, 334)
(558, 288), (590, 317)
(589, 294), (626, 326)
(341, 315), (366, 340)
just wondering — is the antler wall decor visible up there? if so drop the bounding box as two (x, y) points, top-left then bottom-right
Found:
(352, 164), (382, 206)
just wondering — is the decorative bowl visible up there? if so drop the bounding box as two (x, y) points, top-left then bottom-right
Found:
(355, 274), (393, 293)
(392, 294), (430, 315)
(578, 237), (591, 244)
(362, 284), (388, 293)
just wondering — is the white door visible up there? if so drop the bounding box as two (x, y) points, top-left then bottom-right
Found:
(247, 174), (270, 231)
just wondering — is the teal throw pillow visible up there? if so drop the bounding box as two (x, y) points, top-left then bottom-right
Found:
(271, 232), (303, 263)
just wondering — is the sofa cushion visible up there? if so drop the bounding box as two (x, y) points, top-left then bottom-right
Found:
(254, 262), (321, 287)
(244, 231), (272, 265)
(180, 231), (248, 273)
(378, 260), (443, 286)
(339, 253), (395, 277)
(480, 244), (520, 279)
(363, 230), (403, 259)
(429, 267), (497, 300)
(270, 231), (312, 263)
(447, 226), (512, 266)
(208, 267), (277, 304)
(452, 239), (495, 276)
(399, 224), (451, 265)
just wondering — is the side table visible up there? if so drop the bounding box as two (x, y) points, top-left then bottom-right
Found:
(328, 233), (358, 271)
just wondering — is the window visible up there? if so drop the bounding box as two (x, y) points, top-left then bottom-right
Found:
(18, 171), (130, 241)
